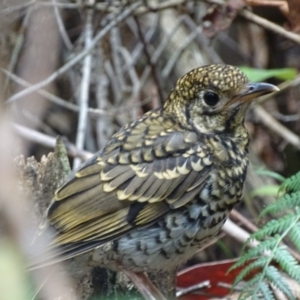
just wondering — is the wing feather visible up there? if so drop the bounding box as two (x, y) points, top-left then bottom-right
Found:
(46, 113), (212, 261)
(55, 173), (100, 200)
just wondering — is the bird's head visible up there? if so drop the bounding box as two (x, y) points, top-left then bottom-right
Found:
(164, 64), (279, 135)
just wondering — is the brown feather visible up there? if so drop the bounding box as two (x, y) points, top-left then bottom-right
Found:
(47, 111), (213, 259)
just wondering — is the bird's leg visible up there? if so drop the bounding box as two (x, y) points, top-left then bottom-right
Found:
(147, 269), (177, 300)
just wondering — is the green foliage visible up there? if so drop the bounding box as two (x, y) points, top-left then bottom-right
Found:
(240, 66), (297, 82)
(280, 172), (300, 193)
(251, 168), (285, 198)
(231, 170), (300, 299)
(255, 168), (285, 182)
(250, 185), (281, 198)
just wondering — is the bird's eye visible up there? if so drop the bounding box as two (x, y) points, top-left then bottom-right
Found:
(203, 91), (219, 106)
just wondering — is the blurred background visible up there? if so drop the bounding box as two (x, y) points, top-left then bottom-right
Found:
(0, 0), (300, 299)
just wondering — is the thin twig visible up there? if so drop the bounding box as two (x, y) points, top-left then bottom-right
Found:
(246, 0), (289, 15)
(95, 46), (111, 149)
(273, 111), (299, 122)
(230, 209), (259, 233)
(183, 16), (222, 64)
(162, 30), (198, 79)
(104, 60), (123, 105)
(2, 68), (151, 117)
(176, 281), (210, 297)
(6, 1), (142, 103)
(253, 105), (300, 150)
(7, 0), (188, 14)
(14, 124), (92, 160)
(3, 69), (85, 111)
(121, 270), (167, 300)
(115, 12), (185, 102)
(137, 15), (186, 97)
(110, 27), (126, 103)
(0, 0), (35, 14)
(4, 9), (31, 91)
(73, 10), (93, 169)
(75, 0), (189, 15)
(159, 8), (207, 75)
(240, 9), (300, 45)
(126, 14), (159, 72)
(119, 47), (141, 120)
(52, 0), (73, 50)
(151, 15), (185, 64)
(133, 15), (164, 105)
(223, 216), (300, 262)
(35, 2), (80, 9)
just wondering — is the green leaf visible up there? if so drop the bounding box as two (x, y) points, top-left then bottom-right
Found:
(255, 168), (285, 182)
(234, 169), (300, 300)
(289, 223), (300, 252)
(233, 257), (267, 285)
(239, 66), (297, 82)
(280, 171), (300, 193)
(261, 191), (300, 216)
(259, 281), (275, 300)
(253, 214), (298, 239)
(265, 266), (295, 300)
(274, 246), (300, 281)
(251, 185), (280, 198)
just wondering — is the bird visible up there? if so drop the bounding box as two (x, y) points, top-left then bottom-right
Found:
(43, 64), (278, 273)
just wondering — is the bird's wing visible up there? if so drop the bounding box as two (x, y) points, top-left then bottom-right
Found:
(47, 113), (212, 255)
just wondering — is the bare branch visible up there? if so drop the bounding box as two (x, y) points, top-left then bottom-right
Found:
(133, 15), (164, 104)
(73, 10), (93, 169)
(14, 124), (92, 160)
(254, 105), (300, 150)
(240, 9), (300, 45)
(52, 0), (73, 50)
(6, 1), (142, 103)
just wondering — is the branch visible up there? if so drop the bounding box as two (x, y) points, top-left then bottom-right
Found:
(3, 69), (150, 117)
(133, 15), (164, 104)
(14, 124), (92, 160)
(240, 9), (300, 45)
(73, 10), (93, 169)
(254, 105), (300, 150)
(6, 1), (142, 103)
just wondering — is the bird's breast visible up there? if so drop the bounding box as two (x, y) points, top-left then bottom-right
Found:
(90, 134), (249, 272)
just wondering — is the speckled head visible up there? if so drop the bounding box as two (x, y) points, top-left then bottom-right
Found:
(164, 64), (279, 134)
(176, 64), (249, 97)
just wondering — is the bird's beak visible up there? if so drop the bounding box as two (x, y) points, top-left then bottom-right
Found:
(233, 82), (279, 105)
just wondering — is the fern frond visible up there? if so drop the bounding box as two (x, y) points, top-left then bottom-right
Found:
(261, 191), (300, 216)
(289, 223), (300, 252)
(243, 239), (275, 257)
(273, 246), (300, 281)
(233, 256), (267, 285)
(280, 170), (300, 193)
(251, 214), (297, 240)
(238, 290), (253, 300)
(259, 281), (275, 300)
(233, 170), (300, 300)
(239, 276), (275, 300)
(265, 266), (294, 300)
(231, 240), (276, 271)
(238, 274), (262, 295)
